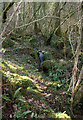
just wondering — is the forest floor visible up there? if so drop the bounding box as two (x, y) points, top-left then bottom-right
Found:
(2, 32), (83, 119)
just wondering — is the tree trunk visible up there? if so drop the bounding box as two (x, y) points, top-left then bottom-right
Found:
(68, 2), (83, 116)
(33, 2), (38, 32)
(23, 2), (25, 24)
(46, 2), (61, 45)
(2, 2), (7, 23)
(81, 1), (83, 50)
(2, 2), (14, 23)
(55, 2), (61, 36)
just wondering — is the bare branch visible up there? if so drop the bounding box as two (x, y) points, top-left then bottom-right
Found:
(0, 15), (71, 45)
(0, 0), (22, 39)
(16, 15), (72, 29)
(69, 27), (75, 56)
(0, 15), (81, 45)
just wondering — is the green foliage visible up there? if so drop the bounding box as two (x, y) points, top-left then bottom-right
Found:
(51, 35), (64, 49)
(2, 96), (12, 102)
(43, 51), (53, 60)
(3, 87), (23, 103)
(48, 60), (73, 84)
(22, 111), (32, 115)
(2, 38), (15, 48)
(21, 55), (29, 63)
(29, 37), (34, 42)
(16, 98), (26, 103)
(29, 37), (39, 47)
(13, 87), (22, 98)
(15, 110), (32, 118)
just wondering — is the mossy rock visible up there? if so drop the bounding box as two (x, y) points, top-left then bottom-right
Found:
(73, 85), (83, 106)
(42, 60), (55, 71)
(2, 38), (15, 48)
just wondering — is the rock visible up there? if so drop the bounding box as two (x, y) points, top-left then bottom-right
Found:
(42, 60), (55, 72)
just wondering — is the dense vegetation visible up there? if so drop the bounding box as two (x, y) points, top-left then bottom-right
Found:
(0, 1), (83, 119)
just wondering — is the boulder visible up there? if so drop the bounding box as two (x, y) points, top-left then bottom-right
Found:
(42, 60), (55, 72)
